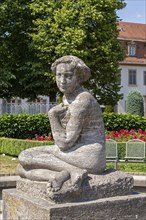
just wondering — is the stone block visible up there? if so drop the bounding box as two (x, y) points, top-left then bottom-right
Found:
(3, 189), (146, 220)
(16, 170), (134, 203)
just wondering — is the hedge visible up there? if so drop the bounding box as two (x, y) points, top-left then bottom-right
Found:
(0, 138), (54, 156)
(0, 113), (51, 139)
(103, 112), (146, 131)
(0, 137), (145, 160)
(0, 113), (145, 139)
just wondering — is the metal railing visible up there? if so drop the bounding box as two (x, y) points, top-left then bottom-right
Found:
(0, 102), (57, 114)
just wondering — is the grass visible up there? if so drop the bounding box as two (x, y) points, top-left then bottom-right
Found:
(106, 162), (146, 173)
(0, 155), (19, 175)
(0, 155), (146, 176)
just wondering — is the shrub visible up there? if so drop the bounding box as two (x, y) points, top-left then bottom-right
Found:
(0, 113), (51, 139)
(103, 112), (146, 131)
(126, 89), (144, 116)
(104, 105), (114, 113)
(0, 112), (145, 139)
(0, 137), (131, 160)
(0, 137), (53, 156)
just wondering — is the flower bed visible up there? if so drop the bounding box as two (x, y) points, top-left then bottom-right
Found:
(106, 129), (146, 142)
(27, 129), (146, 143)
(26, 134), (54, 141)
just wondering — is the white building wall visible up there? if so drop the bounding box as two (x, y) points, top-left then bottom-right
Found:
(118, 65), (146, 115)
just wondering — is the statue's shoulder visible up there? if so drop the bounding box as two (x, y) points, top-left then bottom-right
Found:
(77, 88), (95, 102)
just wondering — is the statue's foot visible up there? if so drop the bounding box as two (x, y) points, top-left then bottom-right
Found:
(47, 170), (70, 192)
(69, 169), (87, 190)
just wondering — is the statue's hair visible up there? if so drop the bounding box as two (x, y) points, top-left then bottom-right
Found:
(51, 55), (91, 83)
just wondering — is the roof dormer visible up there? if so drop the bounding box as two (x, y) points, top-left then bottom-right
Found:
(128, 41), (136, 57)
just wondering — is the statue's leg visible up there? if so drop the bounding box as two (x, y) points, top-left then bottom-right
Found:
(18, 147), (87, 191)
(54, 143), (106, 174)
(17, 164), (70, 192)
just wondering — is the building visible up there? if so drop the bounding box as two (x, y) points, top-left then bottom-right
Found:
(117, 22), (146, 116)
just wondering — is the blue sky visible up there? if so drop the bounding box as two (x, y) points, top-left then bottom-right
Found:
(117, 0), (146, 24)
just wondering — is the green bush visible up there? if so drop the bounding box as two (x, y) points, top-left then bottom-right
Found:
(0, 113), (145, 139)
(104, 105), (114, 113)
(126, 90), (144, 116)
(0, 137), (125, 158)
(0, 137), (54, 156)
(103, 112), (146, 131)
(0, 113), (51, 139)
(0, 137), (145, 161)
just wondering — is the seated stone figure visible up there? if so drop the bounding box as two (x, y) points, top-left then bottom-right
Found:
(17, 55), (106, 192)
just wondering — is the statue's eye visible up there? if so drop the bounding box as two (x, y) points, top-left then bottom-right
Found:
(65, 73), (73, 79)
(66, 75), (72, 79)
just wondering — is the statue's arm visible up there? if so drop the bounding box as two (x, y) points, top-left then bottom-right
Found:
(48, 100), (89, 152)
(48, 103), (67, 136)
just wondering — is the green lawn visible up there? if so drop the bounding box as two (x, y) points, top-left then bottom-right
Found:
(106, 162), (146, 173)
(0, 155), (19, 175)
(0, 155), (146, 175)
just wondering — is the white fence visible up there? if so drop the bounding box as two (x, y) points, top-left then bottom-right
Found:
(0, 102), (57, 114)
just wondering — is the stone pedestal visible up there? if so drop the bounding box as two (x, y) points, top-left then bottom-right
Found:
(3, 189), (146, 220)
(16, 170), (134, 203)
(2, 170), (146, 220)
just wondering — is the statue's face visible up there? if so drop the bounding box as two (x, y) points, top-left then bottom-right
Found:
(56, 63), (79, 94)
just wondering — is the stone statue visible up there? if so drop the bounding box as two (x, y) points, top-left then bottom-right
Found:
(17, 55), (106, 192)
(3, 56), (136, 220)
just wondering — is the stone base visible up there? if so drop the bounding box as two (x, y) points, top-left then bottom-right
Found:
(16, 170), (134, 203)
(3, 189), (146, 220)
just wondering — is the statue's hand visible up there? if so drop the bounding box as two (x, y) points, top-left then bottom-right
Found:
(49, 103), (67, 117)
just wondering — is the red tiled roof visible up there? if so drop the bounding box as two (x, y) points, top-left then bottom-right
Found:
(120, 57), (146, 65)
(118, 22), (146, 41)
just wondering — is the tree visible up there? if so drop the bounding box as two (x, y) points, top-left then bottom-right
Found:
(0, 0), (125, 104)
(126, 90), (144, 116)
(0, 0), (56, 99)
(29, 0), (125, 105)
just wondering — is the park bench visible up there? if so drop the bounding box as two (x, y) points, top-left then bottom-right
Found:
(106, 139), (118, 169)
(125, 139), (146, 162)
(106, 139), (146, 169)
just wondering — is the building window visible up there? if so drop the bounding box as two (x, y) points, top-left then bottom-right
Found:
(144, 71), (146, 85)
(128, 45), (136, 57)
(128, 70), (137, 85)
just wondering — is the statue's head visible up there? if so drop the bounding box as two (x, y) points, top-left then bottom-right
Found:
(51, 55), (91, 94)
(51, 55), (91, 83)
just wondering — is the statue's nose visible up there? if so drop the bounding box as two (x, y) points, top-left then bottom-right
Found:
(60, 76), (66, 83)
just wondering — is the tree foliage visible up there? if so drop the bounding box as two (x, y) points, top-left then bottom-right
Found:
(0, 0), (56, 99)
(29, 0), (125, 105)
(0, 0), (125, 104)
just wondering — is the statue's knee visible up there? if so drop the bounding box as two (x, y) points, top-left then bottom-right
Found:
(19, 150), (30, 166)
(18, 154), (26, 166)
